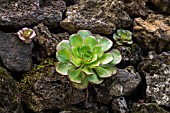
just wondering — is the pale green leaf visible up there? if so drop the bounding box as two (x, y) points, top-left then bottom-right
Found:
(84, 36), (97, 47)
(56, 40), (71, 51)
(72, 46), (81, 58)
(56, 49), (71, 63)
(98, 53), (113, 64)
(70, 55), (82, 67)
(72, 73), (88, 89)
(109, 49), (122, 65)
(77, 30), (92, 39)
(56, 62), (75, 75)
(96, 35), (113, 52)
(69, 34), (83, 47)
(87, 73), (103, 84)
(68, 68), (82, 83)
(95, 66), (113, 78)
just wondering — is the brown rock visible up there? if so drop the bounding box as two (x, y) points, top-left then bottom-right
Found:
(133, 14), (170, 53)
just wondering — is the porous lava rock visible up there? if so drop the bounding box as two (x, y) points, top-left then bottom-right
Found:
(60, 0), (132, 34)
(0, 31), (32, 72)
(0, 0), (66, 29)
(133, 14), (170, 53)
(138, 51), (170, 107)
(20, 59), (86, 112)
(0, 67), (23, 113)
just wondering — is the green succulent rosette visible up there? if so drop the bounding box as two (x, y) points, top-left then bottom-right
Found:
(56, 30), (122, 89)
(113, 29), (133, 45)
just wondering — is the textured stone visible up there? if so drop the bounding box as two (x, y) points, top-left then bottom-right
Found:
(117, 44), (142, 67)
(0, 0), (66, 28)
(60, 106), (109, 113)
(112, 97), (129, 113)
(133, 14), (170, 53)
(60, 0), (132, 34)
(95, 67), (141, 104)
(124, 0), (152, 17)
(0, 67), (23, 113)
(109, 67), (141, 97)
(131, 103), (169, 113)
(0, 31), (32, 72)
(148, 0), (170, 14)
(20, 59), (86, 112)
(138, 51), (170, 107)
(32, 23), (69, 62)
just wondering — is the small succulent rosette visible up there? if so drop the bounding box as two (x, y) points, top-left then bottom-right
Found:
(17, 27), (36, 43)
(113, 29), (133, 45)
(56, 30), (122, 89)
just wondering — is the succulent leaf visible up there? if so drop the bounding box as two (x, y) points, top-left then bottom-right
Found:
(95, 66), (113, 78)
(99, 53), (113, 64)
(70, 55), (82, 67)
(110, 49), (122, 65)
(56, 49), (72, 63)
(92, 45), (103, 58)
(56, 40), (71, 51)
(56, 62), (75, 75)
(96, 35), (113, 52)
(69, 34), (83, 47)
(77, 30), (92, 39)
(68, 68), (82, 83)
(72, 73), (88, 89)
(72, 46), (81, 58)
(81, 66), (94, 75)
(84, 36), (97, 47)
(87, 73), (103, 84)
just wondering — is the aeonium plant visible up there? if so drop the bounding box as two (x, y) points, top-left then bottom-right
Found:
(113, 29), (133, 45)
(56, 30), (122, 89)
(17, 27), (36, 43)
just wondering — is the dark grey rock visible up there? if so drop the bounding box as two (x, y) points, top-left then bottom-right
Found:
(124, 0), (152, 17)
(133, 14), (170, 53)
(148, 0), (170, 14)
(60, 0), (132, 34)
(112, 97), (129, 113)
(0, 0), (66, 28)
(131, 103), (169, 113)
(117, 44), (142, 67)
(0, 31), (32, 72)
(60, 106), (109, 113)
(95, 66), (141, 104)
(0, 67), (23, 113)
(109, 66), (141, 97)
(138, 51), (170, 107)
(20, 59), (86, 112)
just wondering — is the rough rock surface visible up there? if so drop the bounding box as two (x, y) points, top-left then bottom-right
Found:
(117, 44), (142, 67)
(20, 59), (86, 112)
(95, 67), (141, 104)
(124, 0), (152, 17)
(0, 31), (32, 72)
(138, 51), (170, 107)
(112, 97), (129, 113)
(131, 103), (169, 113)
(33, 24), (69, 62)
(148, 0), (170, 14)
(0, 0), (66, 29)
(60, 106), (109, 113)
(133, 14), (170, 53)
(60, 0), (132, 34)
(0, 67), (23, 113)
